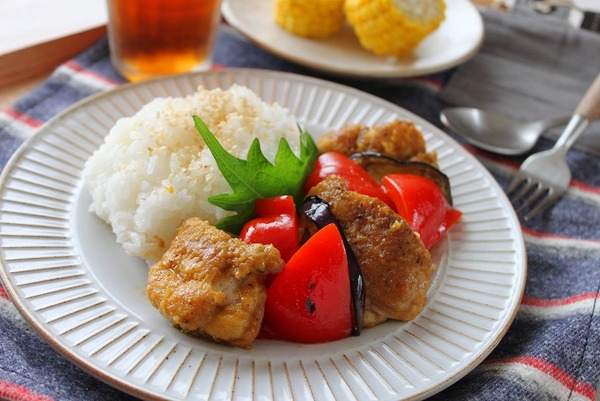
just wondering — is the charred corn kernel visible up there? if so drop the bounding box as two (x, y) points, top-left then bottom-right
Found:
(344, 0), (446, 57)
(274, 0), (345, 38)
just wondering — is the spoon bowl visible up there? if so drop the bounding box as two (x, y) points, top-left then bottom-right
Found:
(440, 107), (569, 155)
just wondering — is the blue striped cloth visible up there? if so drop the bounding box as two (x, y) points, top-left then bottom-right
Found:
(1, 7), (599, 401)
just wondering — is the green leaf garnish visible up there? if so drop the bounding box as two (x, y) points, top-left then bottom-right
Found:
(193, 115), (318, 234)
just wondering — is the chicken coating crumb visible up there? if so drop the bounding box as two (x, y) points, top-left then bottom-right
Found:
(317, 120), (438, 167)
(304, 176), (436, 325)
(146, 217), (284, 348)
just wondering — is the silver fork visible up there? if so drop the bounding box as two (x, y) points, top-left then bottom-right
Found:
(506, 71), (600, 220)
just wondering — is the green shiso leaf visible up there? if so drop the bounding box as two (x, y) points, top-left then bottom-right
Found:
(193, 115), (318, 234)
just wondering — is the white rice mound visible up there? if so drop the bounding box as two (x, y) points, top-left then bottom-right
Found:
(84, 84), (301, 263)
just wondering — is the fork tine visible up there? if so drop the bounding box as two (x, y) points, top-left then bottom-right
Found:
(523, 191), (560, 221)
(516, 183), (549, 213)
(507, 177), (536, 204)
(506, 174), (562, 220)
(505, 175), (527, 195)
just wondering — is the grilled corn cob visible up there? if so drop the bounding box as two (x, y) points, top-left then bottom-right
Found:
(274, 0), (345, 38)
(344, 0), (446, 57)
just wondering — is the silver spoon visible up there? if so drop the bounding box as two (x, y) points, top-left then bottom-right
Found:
(440, 107), (570, 155)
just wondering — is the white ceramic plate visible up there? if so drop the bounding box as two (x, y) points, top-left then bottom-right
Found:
(221, 0), (484, 78)
(0, 69), (525, 401)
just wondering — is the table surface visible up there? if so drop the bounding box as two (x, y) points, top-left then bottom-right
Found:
(0, 0), (508, 111)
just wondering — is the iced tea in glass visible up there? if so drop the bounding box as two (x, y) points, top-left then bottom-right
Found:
(107, 0), (222, 82)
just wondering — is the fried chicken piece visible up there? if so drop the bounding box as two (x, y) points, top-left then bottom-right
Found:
(304, 176), (435, 325)
(316, 123), (367, 156)
(147, 217), (284, 348)
(317, 120), (438, 167)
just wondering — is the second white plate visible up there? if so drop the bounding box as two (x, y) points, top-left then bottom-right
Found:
(0, 69), (525, 401)
(221, 0), (484, 78)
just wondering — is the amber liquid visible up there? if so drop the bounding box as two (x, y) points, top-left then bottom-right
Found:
(107, 0), (221, 82)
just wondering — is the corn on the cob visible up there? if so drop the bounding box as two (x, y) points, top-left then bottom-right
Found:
(274, 0), (345, 38)
(344, 0), (446, 58)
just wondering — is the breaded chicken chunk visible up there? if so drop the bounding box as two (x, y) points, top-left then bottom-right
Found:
(317, 120), (438, 166)
(147, 217), (284, 348)
(304, 176), (435, 326)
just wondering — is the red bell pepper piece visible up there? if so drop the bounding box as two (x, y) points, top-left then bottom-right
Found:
(240, 196), (299, 262)
(262, 223), (352, 343)
(382, 174), (462, 249)
(303, 152), (394, 208)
